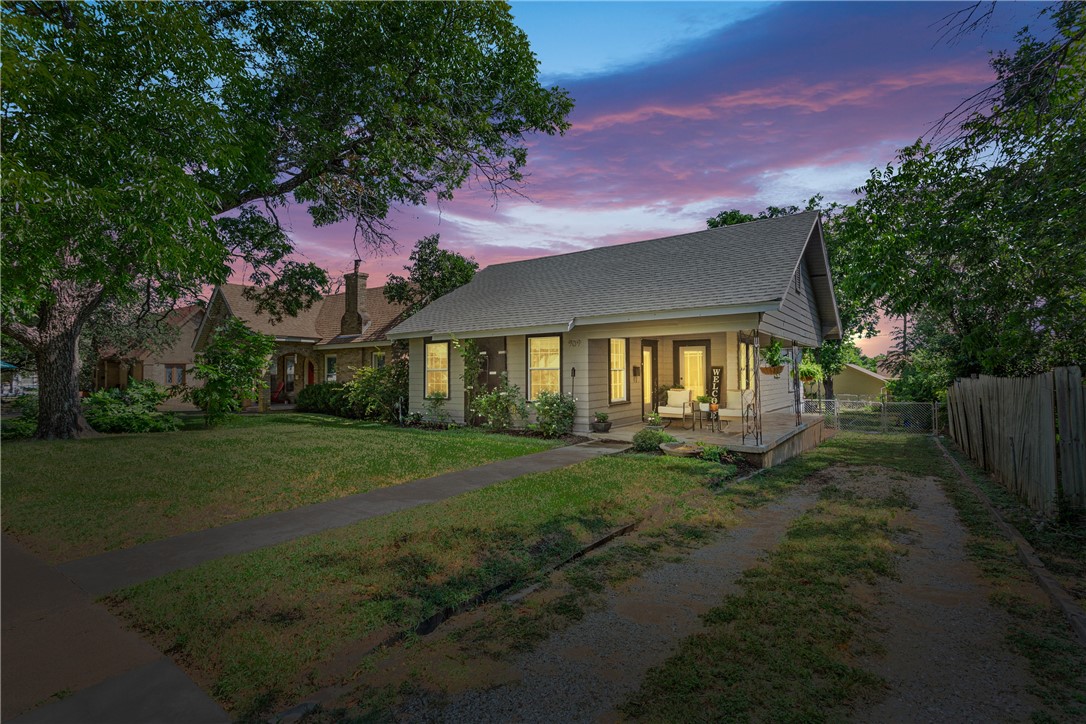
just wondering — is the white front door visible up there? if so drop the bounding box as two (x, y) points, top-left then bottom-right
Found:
(679, 345), (707, 399)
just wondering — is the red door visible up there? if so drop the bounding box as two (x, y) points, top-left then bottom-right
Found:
(307, 361), (315, 385)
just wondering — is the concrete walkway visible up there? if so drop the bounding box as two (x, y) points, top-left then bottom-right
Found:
(3, 440), (628, 723)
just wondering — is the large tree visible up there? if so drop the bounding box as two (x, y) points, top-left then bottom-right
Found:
(1, 1), (572, 438)
(833, 2), (1085, 378)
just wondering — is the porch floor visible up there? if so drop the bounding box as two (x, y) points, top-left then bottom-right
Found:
(588, 412), (824, 454)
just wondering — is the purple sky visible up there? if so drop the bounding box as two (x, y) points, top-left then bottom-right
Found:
(271, 1), (1041, 355)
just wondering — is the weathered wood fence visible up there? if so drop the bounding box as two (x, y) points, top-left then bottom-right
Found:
(946, 366), (1085, 516)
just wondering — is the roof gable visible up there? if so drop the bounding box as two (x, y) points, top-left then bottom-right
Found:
(391, 212), (836, 338)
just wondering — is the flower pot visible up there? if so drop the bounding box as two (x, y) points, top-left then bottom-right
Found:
(760, 365), (785, 377)
(800, 376), (815, 383)
(644, 424), (664, 432)
(590, 421), (612, 433)
(699, 402), (711, 412)
(709, 403), (719, 413)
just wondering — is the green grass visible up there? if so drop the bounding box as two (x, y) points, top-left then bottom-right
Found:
(622, 466), (911, 722)
(0, 413), (561, 562)
(106, 433), (932, 720)
(106, 454), (740, 719)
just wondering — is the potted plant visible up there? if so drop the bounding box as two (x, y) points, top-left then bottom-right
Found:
(644, 411), (663, 430)
(798, 353), (824, 384)
(590, 411), (612, 433)
(759, 340), (789, 378)
(695, 394), (712, 412)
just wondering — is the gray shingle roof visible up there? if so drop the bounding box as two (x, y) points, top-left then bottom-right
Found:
(390, 212), (822, 338)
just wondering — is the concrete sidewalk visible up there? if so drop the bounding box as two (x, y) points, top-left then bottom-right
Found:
(3, 440), (628, 723)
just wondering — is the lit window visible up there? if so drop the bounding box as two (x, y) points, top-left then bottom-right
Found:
(609, 339), (627, 402)
(528, 336), (561, 401)
(371, 349), (386, 369)
(325, 355), (337, 383)
(425, 342), (449, 398)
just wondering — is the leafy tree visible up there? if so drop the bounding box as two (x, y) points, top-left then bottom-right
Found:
(186, 318), (276, 427)
(384, 235), (480, 316)
(834, 3), (1085, 378)
(2, 1), (572, 438)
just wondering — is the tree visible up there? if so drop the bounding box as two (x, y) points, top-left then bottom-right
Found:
(186, 317), (276, 427)
(384, 235), (480, 316)
(2, 1), (572, 438)
(833, 3), (1085, 378)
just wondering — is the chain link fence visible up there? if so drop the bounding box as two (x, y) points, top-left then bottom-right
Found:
(803, 398), (941, 434)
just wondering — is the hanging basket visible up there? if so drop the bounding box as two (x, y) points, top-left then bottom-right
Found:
(760, 365), (785, 377)
(800, 375), (815, 383)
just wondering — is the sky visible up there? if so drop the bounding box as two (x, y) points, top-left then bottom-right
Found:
(274, 1), (1043, 356)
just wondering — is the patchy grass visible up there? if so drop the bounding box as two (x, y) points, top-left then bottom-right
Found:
(622, 467), (911, 722)
(107, 454), (735, 719)
(0, 413), (561, 563)
(943, 442), (1086, 609)
(938, 441), (1086, 722)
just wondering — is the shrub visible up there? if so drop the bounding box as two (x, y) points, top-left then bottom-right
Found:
(83, 381), (180, 433)
(471, 375), (528, 431)
(343, 366), (404, 422)
(423, 391), (452, 427)
(697, 443), (728, 464)
(594, 411), (609, 423)
(295, 382), (349, 416)
(534, 390), (577, 438)
(186, 317), (276, 427)
(1, 394), (39, 439)
(632, 428), (676, 452)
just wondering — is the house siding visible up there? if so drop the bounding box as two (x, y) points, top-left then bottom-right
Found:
(759, 258), (822, 347)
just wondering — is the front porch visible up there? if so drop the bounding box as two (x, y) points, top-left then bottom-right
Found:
(588, 412), (827, 468)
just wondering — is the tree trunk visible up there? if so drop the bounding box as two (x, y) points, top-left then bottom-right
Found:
(4, 278), (104, 440)
(35, 326), (97, 439)
(823, 376), (836, 400)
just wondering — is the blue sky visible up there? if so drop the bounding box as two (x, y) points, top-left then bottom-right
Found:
(284, 1), (1045, 354)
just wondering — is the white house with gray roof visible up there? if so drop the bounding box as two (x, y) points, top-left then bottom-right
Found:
(388, 212), (841, 439)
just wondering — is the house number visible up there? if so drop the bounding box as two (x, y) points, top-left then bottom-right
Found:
(567, 339), (582, 347)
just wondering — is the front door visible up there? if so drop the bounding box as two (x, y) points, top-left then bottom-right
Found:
(641, 340), (658, 419)
(675, 341), (709, 399)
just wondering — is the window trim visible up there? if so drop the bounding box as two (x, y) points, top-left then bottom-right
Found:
(325, 354), (337, 383)
(525, 333), (562, 402)
(371, 348), (386, 369)
(165, 363), (186, 386)
(608, 337), (630, 404)
(424, 340), (450, 399)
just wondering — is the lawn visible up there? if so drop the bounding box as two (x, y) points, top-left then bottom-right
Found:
(105, 433), (942, 720)
(0, 413), (562, 563)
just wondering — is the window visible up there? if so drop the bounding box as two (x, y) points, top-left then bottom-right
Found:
(371, 349), (386, 369)
(285, 355), (296, 392)
(528, 335), (561, 401)
(609, 338), (627, 403)
(325, 355), (337, 383)
(165, 364), (185, 386)
(425, 342), (449, 398)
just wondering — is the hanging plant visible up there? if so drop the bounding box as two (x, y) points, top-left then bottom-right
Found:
(798, 352), (824, 383)
(759, 340), (789, 377)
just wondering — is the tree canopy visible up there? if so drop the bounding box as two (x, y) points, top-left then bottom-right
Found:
(384, 235), (480, 317)
(1, 1), (572, 437)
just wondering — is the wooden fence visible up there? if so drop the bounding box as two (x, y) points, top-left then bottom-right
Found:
(946, 366), (1085, 516)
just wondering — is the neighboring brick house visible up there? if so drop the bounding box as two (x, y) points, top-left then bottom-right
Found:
(92, 305), (205, 391)
(194, 263), (407, 404)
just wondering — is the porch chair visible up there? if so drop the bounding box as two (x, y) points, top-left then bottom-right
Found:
(658, 388), (693, 429)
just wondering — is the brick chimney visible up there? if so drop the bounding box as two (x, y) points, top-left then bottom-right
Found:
(340, 260), (370, 335)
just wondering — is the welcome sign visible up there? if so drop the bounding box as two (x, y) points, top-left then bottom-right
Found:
(710, 366), (723, 406)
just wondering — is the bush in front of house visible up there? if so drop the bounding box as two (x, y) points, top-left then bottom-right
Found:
(83, 380), (180, 433)
(295, 382), (349, 416)
(1, 394), (40, 439)
(632, 428), (676, 452)
(533, 390), (577, 438)
(471, 375), (528, 431)
(343, 364), (407, 424)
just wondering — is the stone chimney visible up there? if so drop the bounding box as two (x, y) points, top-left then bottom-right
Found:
(340, 259), (370, 335)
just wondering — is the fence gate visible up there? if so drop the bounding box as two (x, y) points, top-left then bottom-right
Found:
(803, 399), (939, 434)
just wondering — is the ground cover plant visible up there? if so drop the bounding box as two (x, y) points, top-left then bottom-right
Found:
(0, 413), (560, 563)
(105, 434), (939, 720)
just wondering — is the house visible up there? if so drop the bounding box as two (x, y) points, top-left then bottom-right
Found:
(194, 262), (408, 405)
(806, 362), (891, 400)
(92, 305), (205, 391)
(387, 212), (842, 458)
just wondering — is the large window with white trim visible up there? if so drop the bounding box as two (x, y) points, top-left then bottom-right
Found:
(425, 342), (449, 398)
(609, 338), (628, 403)
(527, 335), (561, 401)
